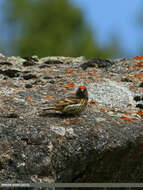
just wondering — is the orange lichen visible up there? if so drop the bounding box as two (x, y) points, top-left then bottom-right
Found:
(79, 73), (88, 77)
(136, 61), (143, 68)
(100, 108), (105, 112)
(120, 116), (133, 122)
(13, 87), (19, 91)
(137, 110), (143, 117)
(135, 73), (143, 79)
(44, 95), (52, 100)
(65, 82), (76, 88)
(129, 85), (136, 89)
(133, 56), (143, 59)
(64, 70), (74, 74)
(88, 101), (97, 105)
(27, 96), (33, 99)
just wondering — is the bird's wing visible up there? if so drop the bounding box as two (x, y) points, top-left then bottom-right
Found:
(55, 97), (80, 107)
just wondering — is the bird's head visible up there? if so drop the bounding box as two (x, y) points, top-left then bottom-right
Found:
(76, 86), (88, 99)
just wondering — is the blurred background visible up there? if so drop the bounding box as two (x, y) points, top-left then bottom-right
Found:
(0, 0), (143, 58)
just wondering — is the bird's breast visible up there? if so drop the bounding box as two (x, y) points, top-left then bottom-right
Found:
(62, 99), (87, 114)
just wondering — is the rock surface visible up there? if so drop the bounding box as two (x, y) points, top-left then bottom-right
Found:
(0, 54), (142, 186)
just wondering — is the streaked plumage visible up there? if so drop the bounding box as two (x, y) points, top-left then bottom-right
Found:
(44, 86), (88, 115)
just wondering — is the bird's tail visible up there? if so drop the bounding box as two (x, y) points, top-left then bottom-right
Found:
(42, 106), (56, 110)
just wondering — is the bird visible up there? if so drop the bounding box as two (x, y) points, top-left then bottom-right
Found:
(43, 86), (88, 115)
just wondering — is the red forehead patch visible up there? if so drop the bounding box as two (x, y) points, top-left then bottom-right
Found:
(80, 86), (86, 90)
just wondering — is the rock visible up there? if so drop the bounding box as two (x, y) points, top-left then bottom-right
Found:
(0, 54), (142, 186)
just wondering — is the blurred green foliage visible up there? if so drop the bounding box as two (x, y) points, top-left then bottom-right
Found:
(2, 0), (120, 58)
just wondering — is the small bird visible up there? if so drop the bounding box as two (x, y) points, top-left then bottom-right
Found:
(43, 86), (88, 115)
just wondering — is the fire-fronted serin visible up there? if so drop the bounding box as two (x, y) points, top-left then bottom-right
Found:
(44, 86), (88, 115)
